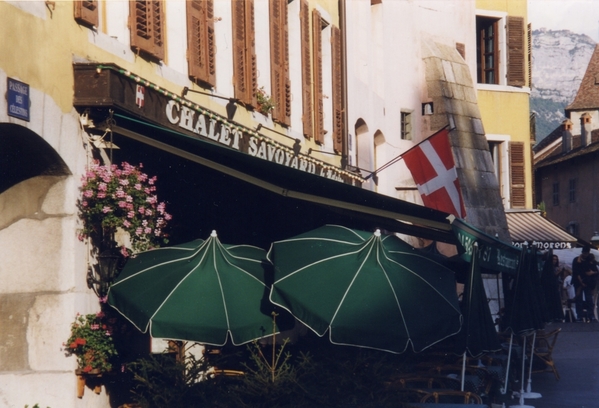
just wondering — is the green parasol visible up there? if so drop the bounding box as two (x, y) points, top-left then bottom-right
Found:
(268, 225), (462, 354)
(107, 231), (277, 345)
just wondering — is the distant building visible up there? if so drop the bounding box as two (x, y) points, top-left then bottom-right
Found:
(534, 44), (599, 242)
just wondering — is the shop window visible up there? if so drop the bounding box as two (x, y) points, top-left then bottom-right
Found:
(231, 0), (258, 106)
(569, 178), (577, 203)
(509, 142), (525, 208)
(269, 0), (291, 126)
(300, 0), (313, 139)
(187, 0), (216, 88)
(74, 0), (98, 28)
(129, 1), (165, 61)
(552, 182), (560, 207)
(312, 8), (325, 145)
(400, 112), (412, 140)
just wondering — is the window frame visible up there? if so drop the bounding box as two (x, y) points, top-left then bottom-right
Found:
(569, 178), (577, 203)
(74, 0), (99, 28)
(552, 182), (560, 207)
(400, 111), (412, 141)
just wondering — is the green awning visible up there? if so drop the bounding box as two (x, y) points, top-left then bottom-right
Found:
(450, 216), (521, 275)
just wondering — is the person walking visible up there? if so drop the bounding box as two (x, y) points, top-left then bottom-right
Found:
(562, 268), (578, 322)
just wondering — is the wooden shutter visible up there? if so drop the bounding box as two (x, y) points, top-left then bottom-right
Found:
(231, 0), (257, 106)
(331, 26), (343, 154)
(506, 16), (525, 87)
(129, 1), (165, 61)
(269, 0), (291, 125)
(300, 0), (313, 139)
(510, 142), (526, 208)
(187, 0), (216, 87)
(312, 9), (324, 145)
(74, 1), (98, 28)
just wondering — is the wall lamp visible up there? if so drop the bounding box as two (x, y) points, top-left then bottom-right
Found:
(87, 248), (124, 298)
(255, 123), (302, 156)
(181, 86), (238, 121)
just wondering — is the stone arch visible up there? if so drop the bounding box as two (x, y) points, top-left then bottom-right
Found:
(0, 123), (70, 194)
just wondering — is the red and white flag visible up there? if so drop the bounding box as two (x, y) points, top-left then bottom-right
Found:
(402, 128), (466, 218)
(135, 85), (145, 108)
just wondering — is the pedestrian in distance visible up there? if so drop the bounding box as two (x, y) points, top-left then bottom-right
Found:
(572, 245), (598, 322)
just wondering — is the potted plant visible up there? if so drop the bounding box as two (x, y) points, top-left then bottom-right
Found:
(256, 86), (276, 116)
(77, 160), (172, 256)
(64, 312), (118, 397)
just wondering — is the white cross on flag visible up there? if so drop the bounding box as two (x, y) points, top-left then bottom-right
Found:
(135, 85), (145, 108)
(402, 128), (466, 218)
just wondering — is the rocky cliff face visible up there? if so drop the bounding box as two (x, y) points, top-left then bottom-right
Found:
(532, 28), (596, 141)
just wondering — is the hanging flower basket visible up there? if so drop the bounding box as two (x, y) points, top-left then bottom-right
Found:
(77, 161), (172, 256)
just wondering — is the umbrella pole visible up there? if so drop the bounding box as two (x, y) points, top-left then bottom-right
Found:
(271, 312), (277, 383)
(522, 331), (542, 398)
(500, 333), (514, 395)
(461, 351), (466, 391)
(509, 334), (534, 408)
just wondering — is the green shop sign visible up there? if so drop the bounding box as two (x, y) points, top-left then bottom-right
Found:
(450, 217), (520, 275)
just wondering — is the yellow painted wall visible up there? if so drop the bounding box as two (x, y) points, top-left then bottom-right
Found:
(476, 0), (532, 208)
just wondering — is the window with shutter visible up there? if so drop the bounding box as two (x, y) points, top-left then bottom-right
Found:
(507, 16), (525, 87)
(312, 9), (324, 145)
(331, 26), (344, 154)
(129, 1), (165, 61)
(476, 16), (499, 84)
(269, 0), (291, 126)
(74, 0), (98, 28)
(187, 0), (216, 87)
(510, 142), (526, 208)
(300, 0), (313, 139)
(231, 0), (257, 106)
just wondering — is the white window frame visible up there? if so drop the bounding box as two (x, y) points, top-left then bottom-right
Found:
(486, 133), (510, 208)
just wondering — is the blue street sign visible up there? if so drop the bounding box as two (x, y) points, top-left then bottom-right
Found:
(7, 78), (30, 121)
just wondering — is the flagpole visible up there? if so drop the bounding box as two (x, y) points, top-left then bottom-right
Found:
(365, 125), (451, 180)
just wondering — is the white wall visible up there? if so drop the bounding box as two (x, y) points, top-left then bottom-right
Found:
(344, 0), (476, 199)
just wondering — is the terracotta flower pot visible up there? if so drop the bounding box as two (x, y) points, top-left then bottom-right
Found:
(77, 374), (86, 398)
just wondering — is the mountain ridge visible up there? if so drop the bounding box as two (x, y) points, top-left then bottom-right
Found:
(531, 28), (596, 141)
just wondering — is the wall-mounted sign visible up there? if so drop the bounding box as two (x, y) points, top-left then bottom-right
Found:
(7, 78), (30, 121)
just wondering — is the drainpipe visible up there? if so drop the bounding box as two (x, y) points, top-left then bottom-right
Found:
(339, 0), (349, 169)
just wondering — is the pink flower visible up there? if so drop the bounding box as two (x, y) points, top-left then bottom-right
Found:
(127, 211), (135, 219)
(135, 227), (143, 236)
(81, 201), (88, 207)
(97, 192), (106, 199)
(98, 182), (107, 191)
(120, 246), (130, 258)
(96, 311), (105, 318)
(118, 201), (127, 208)
(123, 220), (131, 228)
(134, 183), (142, 190)
(83, 190), (94, 198)
(119, 178), (129, 186)
(164, 213), (172, 221)
(144, 227), (152, 234)
(126, 195), (133, 203)
(145, 209), (153, 216)
(116, 189), (126, 198)
(102, 206), (112, 213)
(138, 207), (145, 214)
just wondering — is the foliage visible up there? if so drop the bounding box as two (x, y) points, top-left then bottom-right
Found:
(256, 86), (276, 115)
(64, 312), (118, 373)
(128, 344), (234, 408)
(77, 160), (171, 255)
(124, 333), (418, 408)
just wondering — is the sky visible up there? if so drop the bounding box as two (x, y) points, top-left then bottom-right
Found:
(528, 0), (599, 42)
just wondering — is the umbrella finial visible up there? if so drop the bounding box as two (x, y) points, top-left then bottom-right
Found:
(374, 229), (381, 237)
(211, 230), (217, 238)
